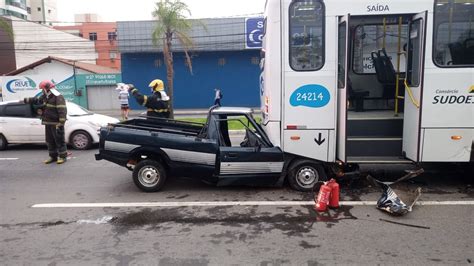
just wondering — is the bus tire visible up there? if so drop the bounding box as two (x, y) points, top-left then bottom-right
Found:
(133, 159), (167, 192)
(288, 160), (327, 192)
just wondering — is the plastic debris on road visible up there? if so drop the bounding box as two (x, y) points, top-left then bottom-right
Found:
(368, 169), (424, 216)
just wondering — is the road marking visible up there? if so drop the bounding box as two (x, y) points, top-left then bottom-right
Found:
(0, 158), (19, 160)
(31, 200), (474, 208)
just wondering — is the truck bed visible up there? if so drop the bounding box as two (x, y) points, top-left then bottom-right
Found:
(113, 117), (205, 136)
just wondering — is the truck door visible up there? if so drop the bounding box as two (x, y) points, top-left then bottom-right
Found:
(336, 15), (350, 162)
(216, 115), (284, 186)
(402, 12), (427, 161)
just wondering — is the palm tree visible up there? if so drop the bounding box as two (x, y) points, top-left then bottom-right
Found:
(152, 0), (196, 119)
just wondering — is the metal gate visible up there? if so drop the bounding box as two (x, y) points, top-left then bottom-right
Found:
(86, 85), (120, 111)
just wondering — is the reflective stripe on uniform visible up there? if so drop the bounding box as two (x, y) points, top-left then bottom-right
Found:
(147, 108), (169, 113)
(45, 104), (66, 108)
(143, 95), (148, 106)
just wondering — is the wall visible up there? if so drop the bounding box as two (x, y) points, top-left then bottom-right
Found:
(12, 18), (97, 70)
(0, 61), (121, 109)
(121, 50), (261, 109)
(0, 60), (92, 106)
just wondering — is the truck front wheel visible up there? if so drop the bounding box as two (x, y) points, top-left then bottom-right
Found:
(288, 160), (327, 192)
(133, 159), (167, 192)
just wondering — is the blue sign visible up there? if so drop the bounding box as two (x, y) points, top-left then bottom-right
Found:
(245, 17), (264, 49)
(290, 84), (330, 108)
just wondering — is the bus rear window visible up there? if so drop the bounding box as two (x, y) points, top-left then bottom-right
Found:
(433, 0), (474, 67)
(289, 0), (325, 71)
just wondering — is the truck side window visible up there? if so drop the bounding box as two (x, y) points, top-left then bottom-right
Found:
(218, 116), (263, 147)
(289, 0), (325, 71)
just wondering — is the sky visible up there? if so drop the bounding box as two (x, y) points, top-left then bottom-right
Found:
(56, 0), (267, 23)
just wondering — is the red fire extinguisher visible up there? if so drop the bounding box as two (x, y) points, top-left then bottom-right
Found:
(314, 182), (332, 212)
(328, 178), (340, 209)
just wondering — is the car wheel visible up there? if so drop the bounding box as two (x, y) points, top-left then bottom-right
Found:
(0, 134), (7, 150)
(70, 130), (92, 150)
(288, 160), (327, 192)
(133, 159), (167, 192)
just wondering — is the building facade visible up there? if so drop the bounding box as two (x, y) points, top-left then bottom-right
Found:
(29, 0), (57, 25)
(0, 16), (97, 74)
(55, 22), (121, 70)
(118, 17), (263, 109)
(0, 0), (30, 20)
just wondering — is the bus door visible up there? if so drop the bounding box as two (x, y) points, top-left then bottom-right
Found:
(336, 15), (350, 162)
(402, 12), (427, 161)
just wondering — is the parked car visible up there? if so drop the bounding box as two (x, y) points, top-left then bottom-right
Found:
(0, 101), (119, 150)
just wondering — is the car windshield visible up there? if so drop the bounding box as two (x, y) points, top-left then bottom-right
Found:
(67, 102), (93, 116)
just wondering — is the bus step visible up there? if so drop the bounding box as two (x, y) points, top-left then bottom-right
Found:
(347, 137), (402, 157)
(347, 156), (412, 164)
(347, 118), (403, 137)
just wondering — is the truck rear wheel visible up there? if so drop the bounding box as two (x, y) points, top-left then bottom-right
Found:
(133, 159), (167, 192)
(288, 160), (327, 192)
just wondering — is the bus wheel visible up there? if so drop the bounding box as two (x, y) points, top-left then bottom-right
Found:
(288, 160), (327, 192)
(133, 159), (167, 192)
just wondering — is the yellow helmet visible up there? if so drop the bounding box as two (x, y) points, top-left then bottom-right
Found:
(148, 79), (164, 92)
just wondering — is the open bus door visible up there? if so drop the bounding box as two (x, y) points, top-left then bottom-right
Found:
(402, 11), (427, 162)
(336, 15), (350, 162)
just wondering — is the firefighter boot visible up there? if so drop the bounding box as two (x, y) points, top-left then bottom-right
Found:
(56, 157), (66, 165)
(43, 157), (56, 164)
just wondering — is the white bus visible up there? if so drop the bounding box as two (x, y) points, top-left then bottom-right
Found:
(260, 0), (473, 175)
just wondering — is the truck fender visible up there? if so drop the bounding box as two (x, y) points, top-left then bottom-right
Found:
(129, 147), (171, 168)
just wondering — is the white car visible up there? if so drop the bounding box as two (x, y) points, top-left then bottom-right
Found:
(0, 101), (119, 150)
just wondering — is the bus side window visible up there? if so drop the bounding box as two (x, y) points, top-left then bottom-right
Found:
(433, 0), (474, 67)
(289, 0), (325, 71)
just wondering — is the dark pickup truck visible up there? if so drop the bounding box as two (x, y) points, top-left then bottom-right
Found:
(95, 106), (327, 192)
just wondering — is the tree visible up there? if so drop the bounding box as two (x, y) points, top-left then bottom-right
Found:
(151, 0), (196, 119)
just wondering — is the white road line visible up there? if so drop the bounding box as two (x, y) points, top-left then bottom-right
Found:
(0, 158), (19, 160)
(31, 200), (474, 208)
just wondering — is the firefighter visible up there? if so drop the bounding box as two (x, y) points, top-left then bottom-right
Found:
(128, 79), (170, 118)
(24, 80), (68, 164)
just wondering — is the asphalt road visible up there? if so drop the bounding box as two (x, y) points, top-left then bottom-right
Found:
(1, 146), (473, 265)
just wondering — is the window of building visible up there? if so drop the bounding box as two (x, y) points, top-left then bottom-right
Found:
(48, 9), (51, 14)
(108, 32), (117, 41)
(289, 0), (325, 71)
(6, 0), (27, 10)
(218, 58), (226, 66)
(352, 24), (408, 74)
(109, 51), (117, 59)
(89, 32), (97, 41)
(433, 0), (474, 67)
(251, 57), (260, 65)
(154, 59), (162, 68)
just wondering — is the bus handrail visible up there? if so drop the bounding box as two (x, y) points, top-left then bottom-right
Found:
(404, 80), (420, 108)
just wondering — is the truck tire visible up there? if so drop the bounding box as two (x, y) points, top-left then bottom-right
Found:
(288, 160), (327, 192)
(133, 159), (167, 192)
(0, 134), (7, 150)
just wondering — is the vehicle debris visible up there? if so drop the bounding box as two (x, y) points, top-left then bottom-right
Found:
(368, 168), (424, 216)
(379, 218), (430, 229)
